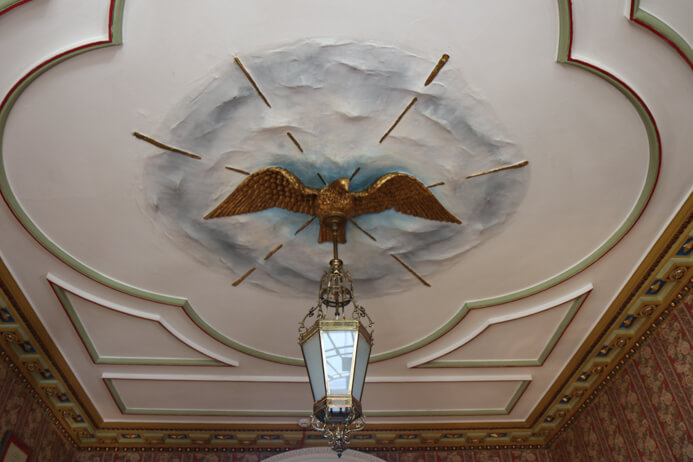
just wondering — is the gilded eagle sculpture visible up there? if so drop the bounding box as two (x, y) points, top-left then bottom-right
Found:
(204, 167), (461, 243)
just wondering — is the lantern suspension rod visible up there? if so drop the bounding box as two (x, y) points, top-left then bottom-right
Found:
(332, 222), (339, 261)
(332, 221), (341, 318)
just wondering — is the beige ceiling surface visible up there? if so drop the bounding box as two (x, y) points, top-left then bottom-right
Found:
(0, 0), (692, 441)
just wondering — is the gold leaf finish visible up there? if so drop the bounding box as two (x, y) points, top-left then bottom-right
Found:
(133, 132), (202, 160)
(425, 53), (450, 86)
(204, 168), (320, 219)
(391, 254), (431, 287)
(466, 160), (529, 179)
(286, 132), (303, 153)
(352, 173), (461, 224)
(204, 167), (460, 244)
(232, 268), (256, 287)
(234, 57), (272, 108)
(379, 96), (417, 143)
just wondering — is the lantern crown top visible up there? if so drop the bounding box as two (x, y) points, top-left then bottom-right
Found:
(298, 259), (373, 342)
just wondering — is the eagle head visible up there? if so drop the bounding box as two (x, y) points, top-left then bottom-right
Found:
(333, 178), (350, 192)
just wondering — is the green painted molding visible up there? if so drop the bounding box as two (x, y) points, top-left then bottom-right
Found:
(51, 283), (222, 366)
(630, 0), (693, 69)
(0, 0), (660, 366)
(420, 293), (588, 368)
(104, 378), (529, 417)
(0, 0), (27, 14)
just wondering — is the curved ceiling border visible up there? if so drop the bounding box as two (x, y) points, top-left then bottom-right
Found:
(48, 278), (228, 367)
(411, 286), (591, 368)
(629, 0), (693, 71)
(0, 0), (660, 365)
(0, 0), (31, 17)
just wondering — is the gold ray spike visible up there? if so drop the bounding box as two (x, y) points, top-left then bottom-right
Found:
(348, 218), (376, 242)
(466, 160), (529, 179)
(294, 216), (316, 235)
(232, 268), (256, 287)
(132, 132), (201, 160)
(234, 57), (271, 109)
(349, 167), (361, 181)
(316, 173), (327, 185)
(264, 244), (283, 261)
(225, 166), (250, 175)
(379, 96), (417, 144)
(391, 254), (430, 287)
(426, 182), (445, 189)
(286, 132), (303, 153)
(425, 54), (449, 86)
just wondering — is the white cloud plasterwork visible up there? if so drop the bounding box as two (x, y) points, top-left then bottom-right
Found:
(144, 39), (528, 295)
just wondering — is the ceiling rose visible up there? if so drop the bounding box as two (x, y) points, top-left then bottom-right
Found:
(142, 39), (529, 295)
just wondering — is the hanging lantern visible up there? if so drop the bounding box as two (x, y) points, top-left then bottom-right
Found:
(299, 257), (374, 456)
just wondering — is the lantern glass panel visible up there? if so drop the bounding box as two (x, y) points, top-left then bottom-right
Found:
(301, 332), (326, 401)
(320, 329), (357, 395)
(351, 332), (371, 400)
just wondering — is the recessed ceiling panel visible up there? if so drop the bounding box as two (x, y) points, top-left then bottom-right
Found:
(105, 377), (529, 418)
(431, 299), (576, 366)
(106, 379), (313, 416)
(55, 285), (221, 366)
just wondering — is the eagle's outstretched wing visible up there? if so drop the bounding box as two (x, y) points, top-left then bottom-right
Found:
(352, 173), (461, 223)
(204, 167), (319, 219)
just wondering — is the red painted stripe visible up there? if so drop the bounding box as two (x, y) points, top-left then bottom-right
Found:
(629, 1), (693, 71)
(0, 0), (32, 17)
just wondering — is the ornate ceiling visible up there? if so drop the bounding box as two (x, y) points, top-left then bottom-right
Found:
(0, 0), (691, 452)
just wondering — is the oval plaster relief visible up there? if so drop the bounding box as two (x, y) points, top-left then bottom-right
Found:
(144, 39), (528, 295)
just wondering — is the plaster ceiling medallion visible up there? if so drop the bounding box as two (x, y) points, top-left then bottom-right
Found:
(141, 39), (529, 295)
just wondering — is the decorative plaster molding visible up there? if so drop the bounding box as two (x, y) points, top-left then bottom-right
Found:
(0, 0), (31, 17)
(629, 0), (693, 71)
(532, 190), (693, 440)
(48, 275), (232, 366)
(408, 285), (591, 368)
